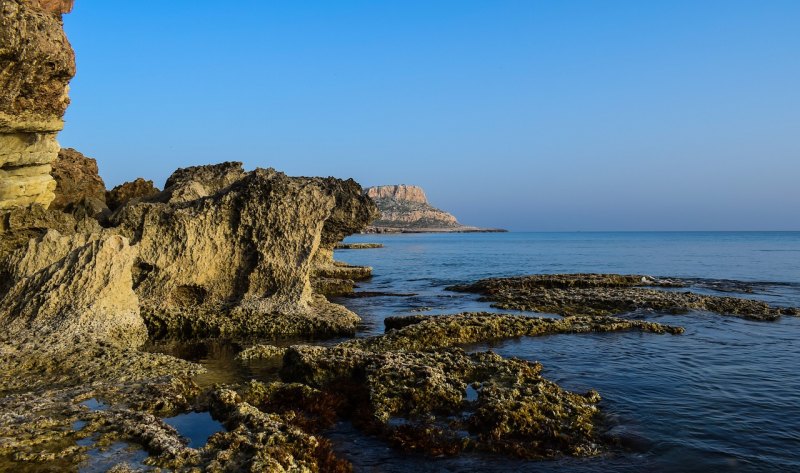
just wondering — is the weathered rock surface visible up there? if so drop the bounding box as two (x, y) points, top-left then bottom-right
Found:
(0, 0), (76, 210)
(449, 273), (800, 321)
(282, 344), (603, 459)
(50, 147), (108, 212)
(346, 312), (683, 352)
(0, 204), (100, 258)
(106, 162), (376, 338)
(105, 177), (160, 211)
(0, 229), (146, 349)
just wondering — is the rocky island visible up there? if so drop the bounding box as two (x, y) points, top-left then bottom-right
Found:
(363, 184), (505, 233)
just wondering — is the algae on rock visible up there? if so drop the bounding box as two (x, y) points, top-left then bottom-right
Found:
(449, 273), (799, 321)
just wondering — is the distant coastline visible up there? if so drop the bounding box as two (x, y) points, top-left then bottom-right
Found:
(362, 226), (507, 234)
(364, 184), (505, 233)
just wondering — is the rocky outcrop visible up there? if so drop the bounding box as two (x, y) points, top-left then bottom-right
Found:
(105, 177), (159, 211)
(2, 159), (376, 345)
(50, 148), (108, 211)
(364, 184), (503, 233)
(105, 162), (376, 338)
(0, 0), (76, 210)
(0, 160), (377, 468)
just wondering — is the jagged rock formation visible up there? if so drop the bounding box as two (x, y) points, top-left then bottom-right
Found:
(106, 162), (377, 338)
(1, 159), (378, 343)
(0, 0), (76, 209)
(106, 177), (160, 211)
(50, 147), (108, 211)
(364, 184), (502, 233)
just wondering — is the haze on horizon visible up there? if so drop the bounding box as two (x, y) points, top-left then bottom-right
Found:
(60, 0), (800, 231)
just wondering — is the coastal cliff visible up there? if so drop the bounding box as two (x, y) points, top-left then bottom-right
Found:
(0, 0), (75, 209)
(364, 184), (504, 233)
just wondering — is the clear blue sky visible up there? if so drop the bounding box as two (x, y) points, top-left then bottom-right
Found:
(61, 0), (800, 231)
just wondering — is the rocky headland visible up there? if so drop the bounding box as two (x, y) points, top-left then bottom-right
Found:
(363, 184), (505, 233)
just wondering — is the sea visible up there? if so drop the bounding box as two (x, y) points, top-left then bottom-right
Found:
(127, 232), (800, 473)
(325, 232), (800, 473)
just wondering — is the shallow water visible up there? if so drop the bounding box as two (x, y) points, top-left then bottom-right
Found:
(163, 412), (225, 448)
(327, 232), (800, 472)
(132, 232), (800, 472)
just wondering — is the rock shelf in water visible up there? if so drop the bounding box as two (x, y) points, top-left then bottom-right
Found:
(448, 273), (800, 321)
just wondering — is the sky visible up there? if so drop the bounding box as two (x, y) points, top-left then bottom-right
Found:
(60, 0), (800, 231)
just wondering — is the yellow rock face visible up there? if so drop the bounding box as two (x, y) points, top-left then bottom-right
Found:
(0, 0), (75, 209)
(0, 133), (60, 209)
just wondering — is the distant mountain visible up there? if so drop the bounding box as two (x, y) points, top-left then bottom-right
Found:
(363, 185), (505, 233)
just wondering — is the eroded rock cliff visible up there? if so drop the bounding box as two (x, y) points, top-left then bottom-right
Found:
(364, 184), (501, 232)
(0, 0), (76, 209)
(365, 184), (460, 230)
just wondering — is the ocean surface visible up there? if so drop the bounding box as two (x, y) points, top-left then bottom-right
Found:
(325, 232), (800, 473)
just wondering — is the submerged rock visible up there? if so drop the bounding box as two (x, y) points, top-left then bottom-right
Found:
(449, 273), (798, 321)
(346, 312), (683, 352)
(334, 242), (383, 249)
(235, 344), (288, 362)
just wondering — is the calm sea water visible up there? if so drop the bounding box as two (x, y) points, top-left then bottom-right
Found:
(328, 232), (800, 473)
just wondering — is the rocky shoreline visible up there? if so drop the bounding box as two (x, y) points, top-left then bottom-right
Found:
(2, 2), (798, 471)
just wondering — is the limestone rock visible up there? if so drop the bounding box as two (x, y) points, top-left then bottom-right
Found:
(364, 184), (501, 232)
(449, 273), (800, 321)
(366, 184), (428, 204)
(0, 204), (101, 258)
(50, 148), (108, 211)
(0, 133), (59, 209)
(34, 0), (74, 14)
(0, 230), (146, 349)
(106, 177), (160, 211)
(0, 0), (76, 209)
(109, 163), (376, 338)
(158, 160), (244, 203)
